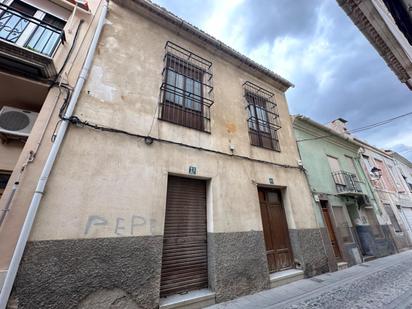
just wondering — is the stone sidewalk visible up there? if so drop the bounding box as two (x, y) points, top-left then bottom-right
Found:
(207, 250), (412, 309)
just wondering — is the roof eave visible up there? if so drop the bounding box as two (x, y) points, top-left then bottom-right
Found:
(113, 0), (294, 91)
(293, 115), (362, 147)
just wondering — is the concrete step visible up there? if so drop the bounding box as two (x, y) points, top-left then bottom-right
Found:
(337, 261), (348, 270)
(159, 289), (215, 309)
(363, 255), (376, 262)
(270, 268), (304, 288)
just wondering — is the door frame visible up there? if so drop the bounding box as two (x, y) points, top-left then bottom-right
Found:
(160, 173), (212, 297)
(319, 199), (343, 261)
(257, 186), (294, 273)
(346, 202), (373, 256)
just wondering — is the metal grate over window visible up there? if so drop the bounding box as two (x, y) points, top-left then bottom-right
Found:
(243, 81), (281, 151)
(159, 41), (214, 132)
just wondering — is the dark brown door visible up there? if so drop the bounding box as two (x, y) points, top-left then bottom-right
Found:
(160, 176), (208, 297)
(320, 201), (342, 260)
(258, 188), (293, 272)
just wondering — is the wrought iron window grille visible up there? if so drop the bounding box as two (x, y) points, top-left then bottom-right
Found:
(0, 2), (65, 57)
(243, 81), (281, 151)
(159, 41), (214, 132)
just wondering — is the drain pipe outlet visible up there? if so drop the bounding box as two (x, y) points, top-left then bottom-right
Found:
(0, 2), (108, 307)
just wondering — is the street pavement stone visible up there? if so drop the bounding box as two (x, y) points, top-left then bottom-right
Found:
(208, 251), (412, 309)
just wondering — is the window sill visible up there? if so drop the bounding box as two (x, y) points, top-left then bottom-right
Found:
(158, 118), (211, 134)
(250, 144), (281, 153)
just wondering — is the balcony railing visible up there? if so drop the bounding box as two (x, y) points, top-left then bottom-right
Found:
(0, 3), (64, 57)
(332, 171), (364, 195)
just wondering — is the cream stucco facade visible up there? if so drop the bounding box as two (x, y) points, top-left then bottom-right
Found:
(0, 1), (331, 308)
(30, 2), (318, 240)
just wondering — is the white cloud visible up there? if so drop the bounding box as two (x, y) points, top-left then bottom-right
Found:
(202, 0), (245, 50)
(198, 0), (338, 92)
(382, 131), (412, 149)
(156, 0), (412, 159)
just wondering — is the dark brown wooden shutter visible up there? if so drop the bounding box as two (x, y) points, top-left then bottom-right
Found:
(160, 176), (208, 297)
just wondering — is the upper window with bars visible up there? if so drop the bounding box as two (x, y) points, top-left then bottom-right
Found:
(0, 0), (65, 56)
(243, 81), (281, 151)
(159, 41), (214, 132)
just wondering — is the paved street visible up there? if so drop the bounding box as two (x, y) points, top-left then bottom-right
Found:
(208, 250), (412, 309)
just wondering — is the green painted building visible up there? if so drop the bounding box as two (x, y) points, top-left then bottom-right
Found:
(293, 115), (396, 269)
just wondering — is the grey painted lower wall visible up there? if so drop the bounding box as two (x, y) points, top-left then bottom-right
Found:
(378, 225), (397, 257)
(342, 242), (362, 266)
(10, 229), (335, 308)
(11, 236), (163, 309)
(355, 225), (396, 258)
(289, 228), (330, 277)
(390, 228), (410, 251)
(319, 227), (338, 272)
(208, 231), (270, 302)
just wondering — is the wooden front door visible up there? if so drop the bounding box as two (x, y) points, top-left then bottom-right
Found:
(258, 188), (293, 272)
(320, 201), (342, 260)
(160, 176), (208, 297)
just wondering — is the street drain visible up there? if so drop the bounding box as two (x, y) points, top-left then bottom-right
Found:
(359, 264), (370, 267)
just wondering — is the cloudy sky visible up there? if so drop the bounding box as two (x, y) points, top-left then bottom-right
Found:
(153, 0), (412, 160)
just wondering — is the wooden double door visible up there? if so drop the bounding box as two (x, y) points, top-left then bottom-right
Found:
(258, 188), (293, 272)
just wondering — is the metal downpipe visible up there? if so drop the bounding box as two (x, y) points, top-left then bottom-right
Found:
(0, 2), (108, 307)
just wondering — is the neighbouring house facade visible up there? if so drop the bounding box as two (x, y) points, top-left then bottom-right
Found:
(338, 0), (412, 90)
(0, 0), (107, 306)
(0, 0), (333, 308)
(389, 151), (412, 239)
(0, 0), (94, 209)
(293, 116), (397, 270)
(355, 140), (412, 251)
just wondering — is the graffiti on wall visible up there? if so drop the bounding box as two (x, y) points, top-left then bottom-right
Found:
(84, 215), (157, 236)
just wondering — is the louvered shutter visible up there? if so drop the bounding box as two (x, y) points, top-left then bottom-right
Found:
(160, 176), (208, 297)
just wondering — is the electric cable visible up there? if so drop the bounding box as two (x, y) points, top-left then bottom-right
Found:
(51, 20), (84, 87)
(62, 115), (302, 170)
(297, 111), (412, 142)
(400, 148), (412, 155)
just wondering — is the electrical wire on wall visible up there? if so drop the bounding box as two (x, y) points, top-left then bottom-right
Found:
(61, 115), (302, 170)
(52, 20), (84, 87)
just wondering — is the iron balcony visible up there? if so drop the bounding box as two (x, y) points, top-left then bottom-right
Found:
(0, 3), (65, 79)
(332, 170), (364, 196)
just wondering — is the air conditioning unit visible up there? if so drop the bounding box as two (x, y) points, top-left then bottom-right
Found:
(0, 106), (38, 138)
